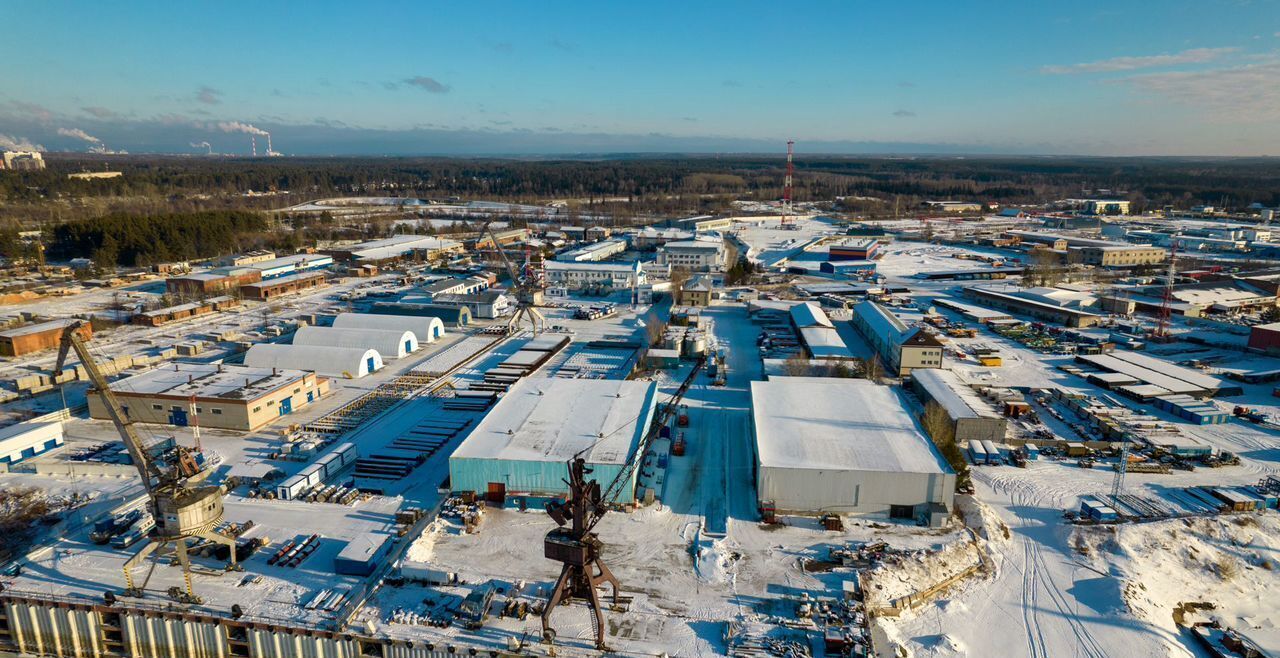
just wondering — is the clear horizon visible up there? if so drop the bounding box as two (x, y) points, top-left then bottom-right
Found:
(2, 0), (1278, 157)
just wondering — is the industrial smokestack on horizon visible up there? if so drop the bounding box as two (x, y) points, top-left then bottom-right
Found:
(190, 141), (213, 155)
(216, 121), (278, 156)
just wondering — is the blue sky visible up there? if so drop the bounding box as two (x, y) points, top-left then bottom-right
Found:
(2, 0), (1279, 155)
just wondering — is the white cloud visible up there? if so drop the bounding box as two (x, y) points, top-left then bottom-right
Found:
(1041, 47), (1236, 74)
(1120, 59), (1280, 121)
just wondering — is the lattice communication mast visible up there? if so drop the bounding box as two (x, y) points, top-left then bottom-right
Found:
(781, 140), (795, 225)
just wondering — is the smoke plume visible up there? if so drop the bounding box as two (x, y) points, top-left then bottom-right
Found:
(217, 121), (269, 136)
(57, 127), (102, 143)
(0, 134), (44, 151)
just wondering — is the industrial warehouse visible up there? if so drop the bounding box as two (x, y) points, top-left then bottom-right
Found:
(448, 378), (659, 504)
(751, 378), (956, 525)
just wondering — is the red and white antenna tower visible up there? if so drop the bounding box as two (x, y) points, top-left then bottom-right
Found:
(781, 140), (795, 225)
(1155, 240), (1180, 339)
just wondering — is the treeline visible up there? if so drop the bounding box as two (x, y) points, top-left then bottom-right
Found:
(4, 154), (1280, 223)
(49, 211), (267, 267)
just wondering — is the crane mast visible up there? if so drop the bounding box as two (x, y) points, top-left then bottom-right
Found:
(55, 324), (161, 491)
(481, 221), (546, 334)
(55, 322), (237, 603)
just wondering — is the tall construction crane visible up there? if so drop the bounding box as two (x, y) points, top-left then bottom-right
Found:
(1154, 239), (1182, 340)
(540, 355), (705, 649)
(55, 322), (237, 603)
(780, 140), (795, 227)
(481, 220), (546, 334)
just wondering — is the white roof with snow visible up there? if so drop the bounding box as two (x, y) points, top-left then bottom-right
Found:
(332, 312), (444, 343)
(452, 378), (658, 465)
(912, 368), (1002, 420)
(292, 325), (417, 359)
(244, 344), (382, 378)
(752, 378), (952, 474)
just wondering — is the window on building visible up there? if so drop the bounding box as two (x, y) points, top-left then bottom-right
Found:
(211, 408), (222, 415)
(152, 404), (162, 410)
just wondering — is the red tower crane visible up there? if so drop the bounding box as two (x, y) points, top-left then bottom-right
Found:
(1155, 240), (1181, 340)
(780, 140), (795, 226)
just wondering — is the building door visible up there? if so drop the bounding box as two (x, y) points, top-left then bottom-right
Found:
(279, 397), (292, 416)
(307, 391), (314, 403)
(367, 356), (377, 373)
(486, 482), (506, 505)
(169, 409), (188, 426)
(889, 504), (915, 520)
(405, 340), (413, 354)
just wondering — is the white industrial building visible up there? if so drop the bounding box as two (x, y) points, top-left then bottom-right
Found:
(331, 312), (444, 343)
(292, 325), (418, 359)
(656, 237), (727, 272)
(911, 368), (1008, 443)
(449, 378), (659, 504)
(0, 419), (64, 466)
(544, 260), (646, 290)
(244, 344), (384, 379)
(752, 378), (955, 525)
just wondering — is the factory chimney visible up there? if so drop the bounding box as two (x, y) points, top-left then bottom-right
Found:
(251, 136), (257, 157)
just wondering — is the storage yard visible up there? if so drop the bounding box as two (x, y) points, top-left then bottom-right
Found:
(0, 211), (1277, 658)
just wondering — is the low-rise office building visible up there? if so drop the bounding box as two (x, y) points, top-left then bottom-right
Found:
(88, 363), (326, 430)
(850, 301), (944, 376)
(544, 260), (646, 290)
(656, 238), (727, 272)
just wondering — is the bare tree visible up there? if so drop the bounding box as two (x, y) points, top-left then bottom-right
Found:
(782, 354), (812, 377)
(921, 401), (970, 486)
(861, 353), (884, 382)
(669, 266), (691, 305)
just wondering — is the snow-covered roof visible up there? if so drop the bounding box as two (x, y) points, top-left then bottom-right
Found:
(244, 343), (382, 377)
(332, 312), (443, 342)
(293, 325), (416, 359)
(451, 378), (658, 466)
(912, 368), (1002, 421)
(106, 363), (310, 400)
(798, 327), (853, 359)
(790, 301), (833, 329)
(752, 378), (952, 474)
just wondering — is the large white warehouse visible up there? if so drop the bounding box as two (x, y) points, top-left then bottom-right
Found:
(331, 312), (444, 344)
(752, 378), (955, 526)
(449, 378), (659, 504)
(244, 344), (384, 379)
(293, 326), (418, 359)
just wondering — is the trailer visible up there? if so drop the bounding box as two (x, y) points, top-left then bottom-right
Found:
(980, 439), (1000, 465)
(968, 440), (989, 465)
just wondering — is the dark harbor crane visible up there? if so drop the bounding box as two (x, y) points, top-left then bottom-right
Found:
(56, 321), (237, 603)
